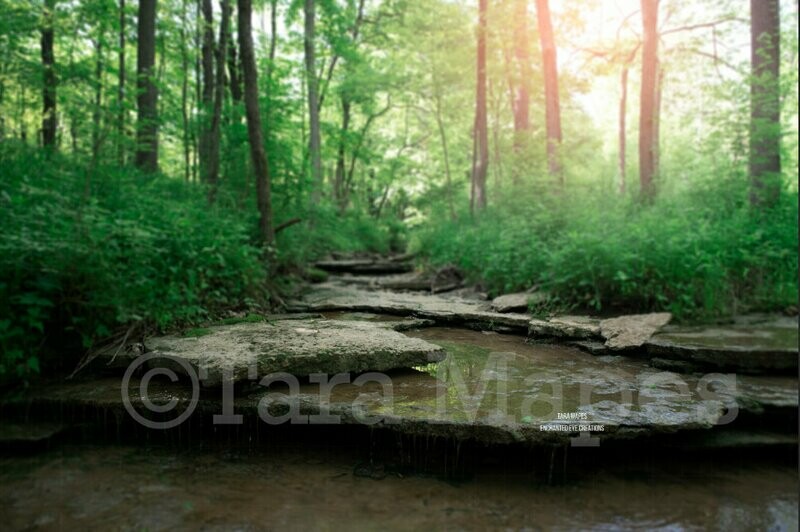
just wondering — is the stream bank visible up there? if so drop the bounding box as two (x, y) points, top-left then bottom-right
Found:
(1, 254), (797, 529)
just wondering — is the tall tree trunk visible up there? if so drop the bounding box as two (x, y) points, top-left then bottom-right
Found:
(653, 61), (664, 182)
(535, 0), (562, 184)
(433, 85), (456, 220)
(334, 98), (351, 212)
(180, 0), (190, 181)
(618, 64), (629, 195)
(227, 41), (243, 103)
(470, 0), (489, 214)
(117, 0), (126, 165)
(638, 0), (658, 200)
(91, 34), (104, 162)
(207, 0), (231, 202)
(237, 0), (274, 245)
(513, 0), (530, 143)
(749, 0), (781, 207)
(268, 0), (277, 74)
(135, 0), (158, 172)
(305, 0), (323, 204)
(198, 0), (214, 181)
(41, 0), (57, 148)
(618, 45), (639, 196)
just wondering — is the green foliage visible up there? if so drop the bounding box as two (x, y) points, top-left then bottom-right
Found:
(0, 145), (268, 378)
(275, 203), (395, 267)
(415, 177), (798, 321)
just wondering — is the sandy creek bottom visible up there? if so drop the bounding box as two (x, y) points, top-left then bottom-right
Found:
(0, 322), (797, 530)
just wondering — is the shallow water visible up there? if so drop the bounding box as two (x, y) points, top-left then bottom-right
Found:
(0, 444), (796, 531)
(303, 326), (794, 431)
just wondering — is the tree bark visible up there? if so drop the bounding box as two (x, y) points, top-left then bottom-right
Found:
(618, 45), (639, 195)
(227, 40), (243, 103)
(470, 0), (489, 214)
(237, 0), (274, 245)
(334, 98), (351, 211)
(638, 0), (658, 200)
(207, 0), (230, 202)
(433, 74), (455, 220)
(749, 0), (781, 207)
(117, 0), (126, 165)
(305, 0), (323, 204)
(618, 65), (629, 195)
(653, 61), (664, 182)
(180, 0), (190, 181)
(198, 0), (214, 181)
(513, 0), (530, 142)
(535, 0), (562, 184)
(135, 0), (158, 172)
(41, 0), (57, 149)
(92, 33), (104, 162)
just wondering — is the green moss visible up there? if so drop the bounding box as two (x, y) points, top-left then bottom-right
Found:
(215, 313), (265, 326)
(183, 328), (213, 338)
(306, 267), (330, 283)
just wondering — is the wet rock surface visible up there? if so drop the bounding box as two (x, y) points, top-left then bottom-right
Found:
(125, 318), (447, 385)
(15, 326), (797, 447)
(529, 315), (602, 339)
(491, 292), (539, 313)
(491, 292), (528, 313)
(600, 313), (672, 350)
(2, 256), (797, 480)
(645, 316), (798, 373)
(294, 283), (531, 331)
(314, 258), (413, 275)
(330, 272), (461, 293)
(0, 421), (68, 444)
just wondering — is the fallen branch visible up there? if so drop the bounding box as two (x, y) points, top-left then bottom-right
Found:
(275, 218), (302, 234)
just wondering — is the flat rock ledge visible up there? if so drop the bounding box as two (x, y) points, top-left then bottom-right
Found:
(295, 284), (797, 375)
(529, 316), (602, 339)
(314, 258), (413, 275)
(115, 319), (446, 386)
(294, 283), (531, 332)
(8, 373), (796, 447)
(645, 316), (799, 374)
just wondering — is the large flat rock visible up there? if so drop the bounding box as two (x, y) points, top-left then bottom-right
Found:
(645, 316), (798, 374)
(13, 328), (796, 447)
(114, 319), (446, 386)
(294, 283), (531, 332)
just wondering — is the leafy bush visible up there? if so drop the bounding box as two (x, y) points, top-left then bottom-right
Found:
(0, 146), (269, 379)
(415, 176), (798, 320)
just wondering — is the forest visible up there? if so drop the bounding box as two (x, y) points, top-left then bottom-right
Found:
(0, 0), (797, 380)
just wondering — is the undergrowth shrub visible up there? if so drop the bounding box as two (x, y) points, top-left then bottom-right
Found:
(415, 176), (798, 320)
(0, 147), (268, 379)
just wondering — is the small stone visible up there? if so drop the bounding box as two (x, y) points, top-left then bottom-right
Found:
(600, 313), (672, 350)
(491, 293), (530, 313)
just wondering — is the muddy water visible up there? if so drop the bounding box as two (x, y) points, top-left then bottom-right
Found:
(0, 444), (796, 531)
